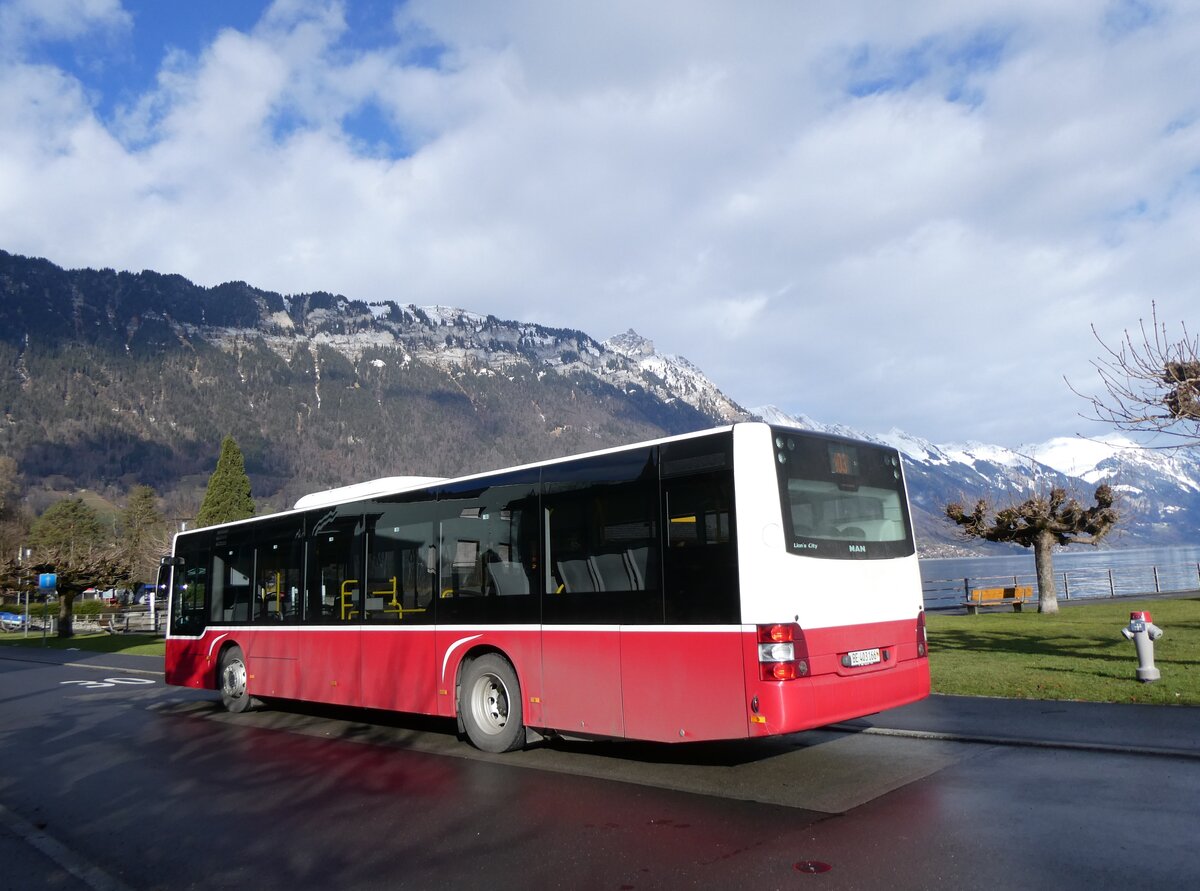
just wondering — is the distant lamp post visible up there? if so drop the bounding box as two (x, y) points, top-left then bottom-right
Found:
(17, 547), (31, 638)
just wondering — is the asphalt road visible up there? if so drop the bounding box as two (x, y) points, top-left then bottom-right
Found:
(2, 649), (1198, 890)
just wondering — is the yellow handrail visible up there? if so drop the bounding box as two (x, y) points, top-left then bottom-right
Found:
(340, 579), (359, 621)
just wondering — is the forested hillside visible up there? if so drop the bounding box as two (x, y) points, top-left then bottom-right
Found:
(0, 250), (746, 519)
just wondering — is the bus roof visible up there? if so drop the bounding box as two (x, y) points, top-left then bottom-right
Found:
(176, 421), (755, 539)
(293, 476), (445, 510)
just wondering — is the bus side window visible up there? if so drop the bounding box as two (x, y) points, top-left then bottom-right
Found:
(211, 540), (254, 625)
(661, 437), (739, 625)
(170, 535), (211, 636)
(364, 530), (435, 623)
(435, 472), (539, 624)
(362, 496), (441, 624)
(542, 447), (661, 624)
(254, 519), (304, 624)
(306, 511), (363, 624)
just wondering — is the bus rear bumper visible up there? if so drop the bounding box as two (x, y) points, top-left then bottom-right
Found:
(747, 656), (930, 737)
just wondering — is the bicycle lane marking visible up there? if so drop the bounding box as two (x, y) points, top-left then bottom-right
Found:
(60, 662), (163, 677)
(60, 678), (157, 690)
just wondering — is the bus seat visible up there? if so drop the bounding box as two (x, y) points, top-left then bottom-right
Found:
(624, 547), (649, 590)
(590, 553), (632, 591)
(487, 562), (531, 596)
(557, 559), (597, 593)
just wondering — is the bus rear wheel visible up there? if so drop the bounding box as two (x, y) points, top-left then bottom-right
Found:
(460, 654), (526, 753)
(218, 646), (252, 714)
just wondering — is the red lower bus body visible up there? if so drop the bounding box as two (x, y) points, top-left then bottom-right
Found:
(165, 616), (928, 743)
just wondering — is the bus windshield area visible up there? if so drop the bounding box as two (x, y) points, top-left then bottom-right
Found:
(772, 429), (914, 560)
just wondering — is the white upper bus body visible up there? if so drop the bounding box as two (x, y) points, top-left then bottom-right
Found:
(731, 423), (922, 630)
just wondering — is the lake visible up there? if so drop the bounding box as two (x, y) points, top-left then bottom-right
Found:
(920, 544), (1200, 608)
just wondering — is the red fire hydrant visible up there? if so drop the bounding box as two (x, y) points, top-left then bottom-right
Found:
(1120, 610), (1164, 682)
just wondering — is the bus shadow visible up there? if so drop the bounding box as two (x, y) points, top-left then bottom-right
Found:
(187, 695), (840, 769)
(537, 731), (834, 768)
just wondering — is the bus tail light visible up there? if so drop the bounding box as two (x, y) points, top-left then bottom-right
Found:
(917, 610), (928, 658)
(758, 623), (809, 681)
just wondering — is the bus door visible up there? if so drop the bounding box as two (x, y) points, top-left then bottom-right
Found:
(244, 517), (305, 700)
(300, 508), (363, 706)
(541, 449), (660, 739)
(164, 534), (211, 689)
(622, 436), (747, 742)
(359, 497), (439, 714)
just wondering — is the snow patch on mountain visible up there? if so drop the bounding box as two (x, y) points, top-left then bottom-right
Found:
(1028, 435), (1200, 492)
(940, 442), (1031, 470)
(1026, 435), (1138, 480)
(603, 329), (749, 422)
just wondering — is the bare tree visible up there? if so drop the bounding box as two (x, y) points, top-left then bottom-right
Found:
(29, 544), (128, 637)
(26, 497), (129, 637)
(120, 485), (168, 586)
(1072, 303), (1200, 445)
(945, 486), (1118, 615)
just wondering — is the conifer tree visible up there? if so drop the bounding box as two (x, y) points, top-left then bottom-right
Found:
(196, 436), (256, 527)
(0, 456), (19, 521)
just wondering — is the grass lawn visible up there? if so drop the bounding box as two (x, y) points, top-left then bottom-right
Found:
(927, 597), (1200, 706)
(0, 632), (164, 658)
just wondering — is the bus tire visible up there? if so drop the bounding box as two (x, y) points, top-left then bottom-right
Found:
(218, 646), (252, 714)
(459, 654), (526, 753)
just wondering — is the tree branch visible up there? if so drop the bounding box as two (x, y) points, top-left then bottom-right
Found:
(1069, 302), (1200, 446)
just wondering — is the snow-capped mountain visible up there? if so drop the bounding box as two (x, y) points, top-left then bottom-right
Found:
(2, 247), (1196, 553)
(202, 295), (751, 426)
(603, 329), (747, 423)
(756, 406), (1200, 551)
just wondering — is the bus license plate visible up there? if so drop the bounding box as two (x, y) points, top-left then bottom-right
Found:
(847, 648), (881, 667)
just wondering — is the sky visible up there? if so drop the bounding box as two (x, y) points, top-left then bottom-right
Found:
(1, 0), (1198, 448)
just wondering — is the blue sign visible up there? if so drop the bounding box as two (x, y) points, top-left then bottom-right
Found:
(38, 573), (57, 589)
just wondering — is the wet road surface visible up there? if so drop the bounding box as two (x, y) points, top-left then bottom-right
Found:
(2, 650), (1198, 889)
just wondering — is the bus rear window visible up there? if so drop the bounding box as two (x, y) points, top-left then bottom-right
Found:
(772, 429), (914, 559)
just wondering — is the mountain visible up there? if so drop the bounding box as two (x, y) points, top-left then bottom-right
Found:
(2, 248), (1197, 554)
(0, 250), (750, 519)
(755, 406), (1200, 553)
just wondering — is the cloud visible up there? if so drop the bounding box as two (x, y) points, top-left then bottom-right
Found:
(0, 0), (130, 51)
(1, 0), (1199, 446)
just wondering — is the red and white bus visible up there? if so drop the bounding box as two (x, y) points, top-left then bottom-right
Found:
(163, 422), (928, 752)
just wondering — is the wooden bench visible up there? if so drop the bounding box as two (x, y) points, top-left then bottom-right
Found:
(965, 585), (1033, 614)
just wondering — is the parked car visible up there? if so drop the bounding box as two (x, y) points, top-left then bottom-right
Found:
(98, 588), (133, 606)
(136, 584), (166, 606)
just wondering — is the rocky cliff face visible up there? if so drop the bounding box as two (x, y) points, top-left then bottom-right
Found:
(0, 250), (749, 516)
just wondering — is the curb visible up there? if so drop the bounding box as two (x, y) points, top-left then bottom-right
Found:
(832, 722), (1200, 761)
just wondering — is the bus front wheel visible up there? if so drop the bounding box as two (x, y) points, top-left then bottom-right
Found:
(218, 646), (252, 714)
(460, 654), (526, 753)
